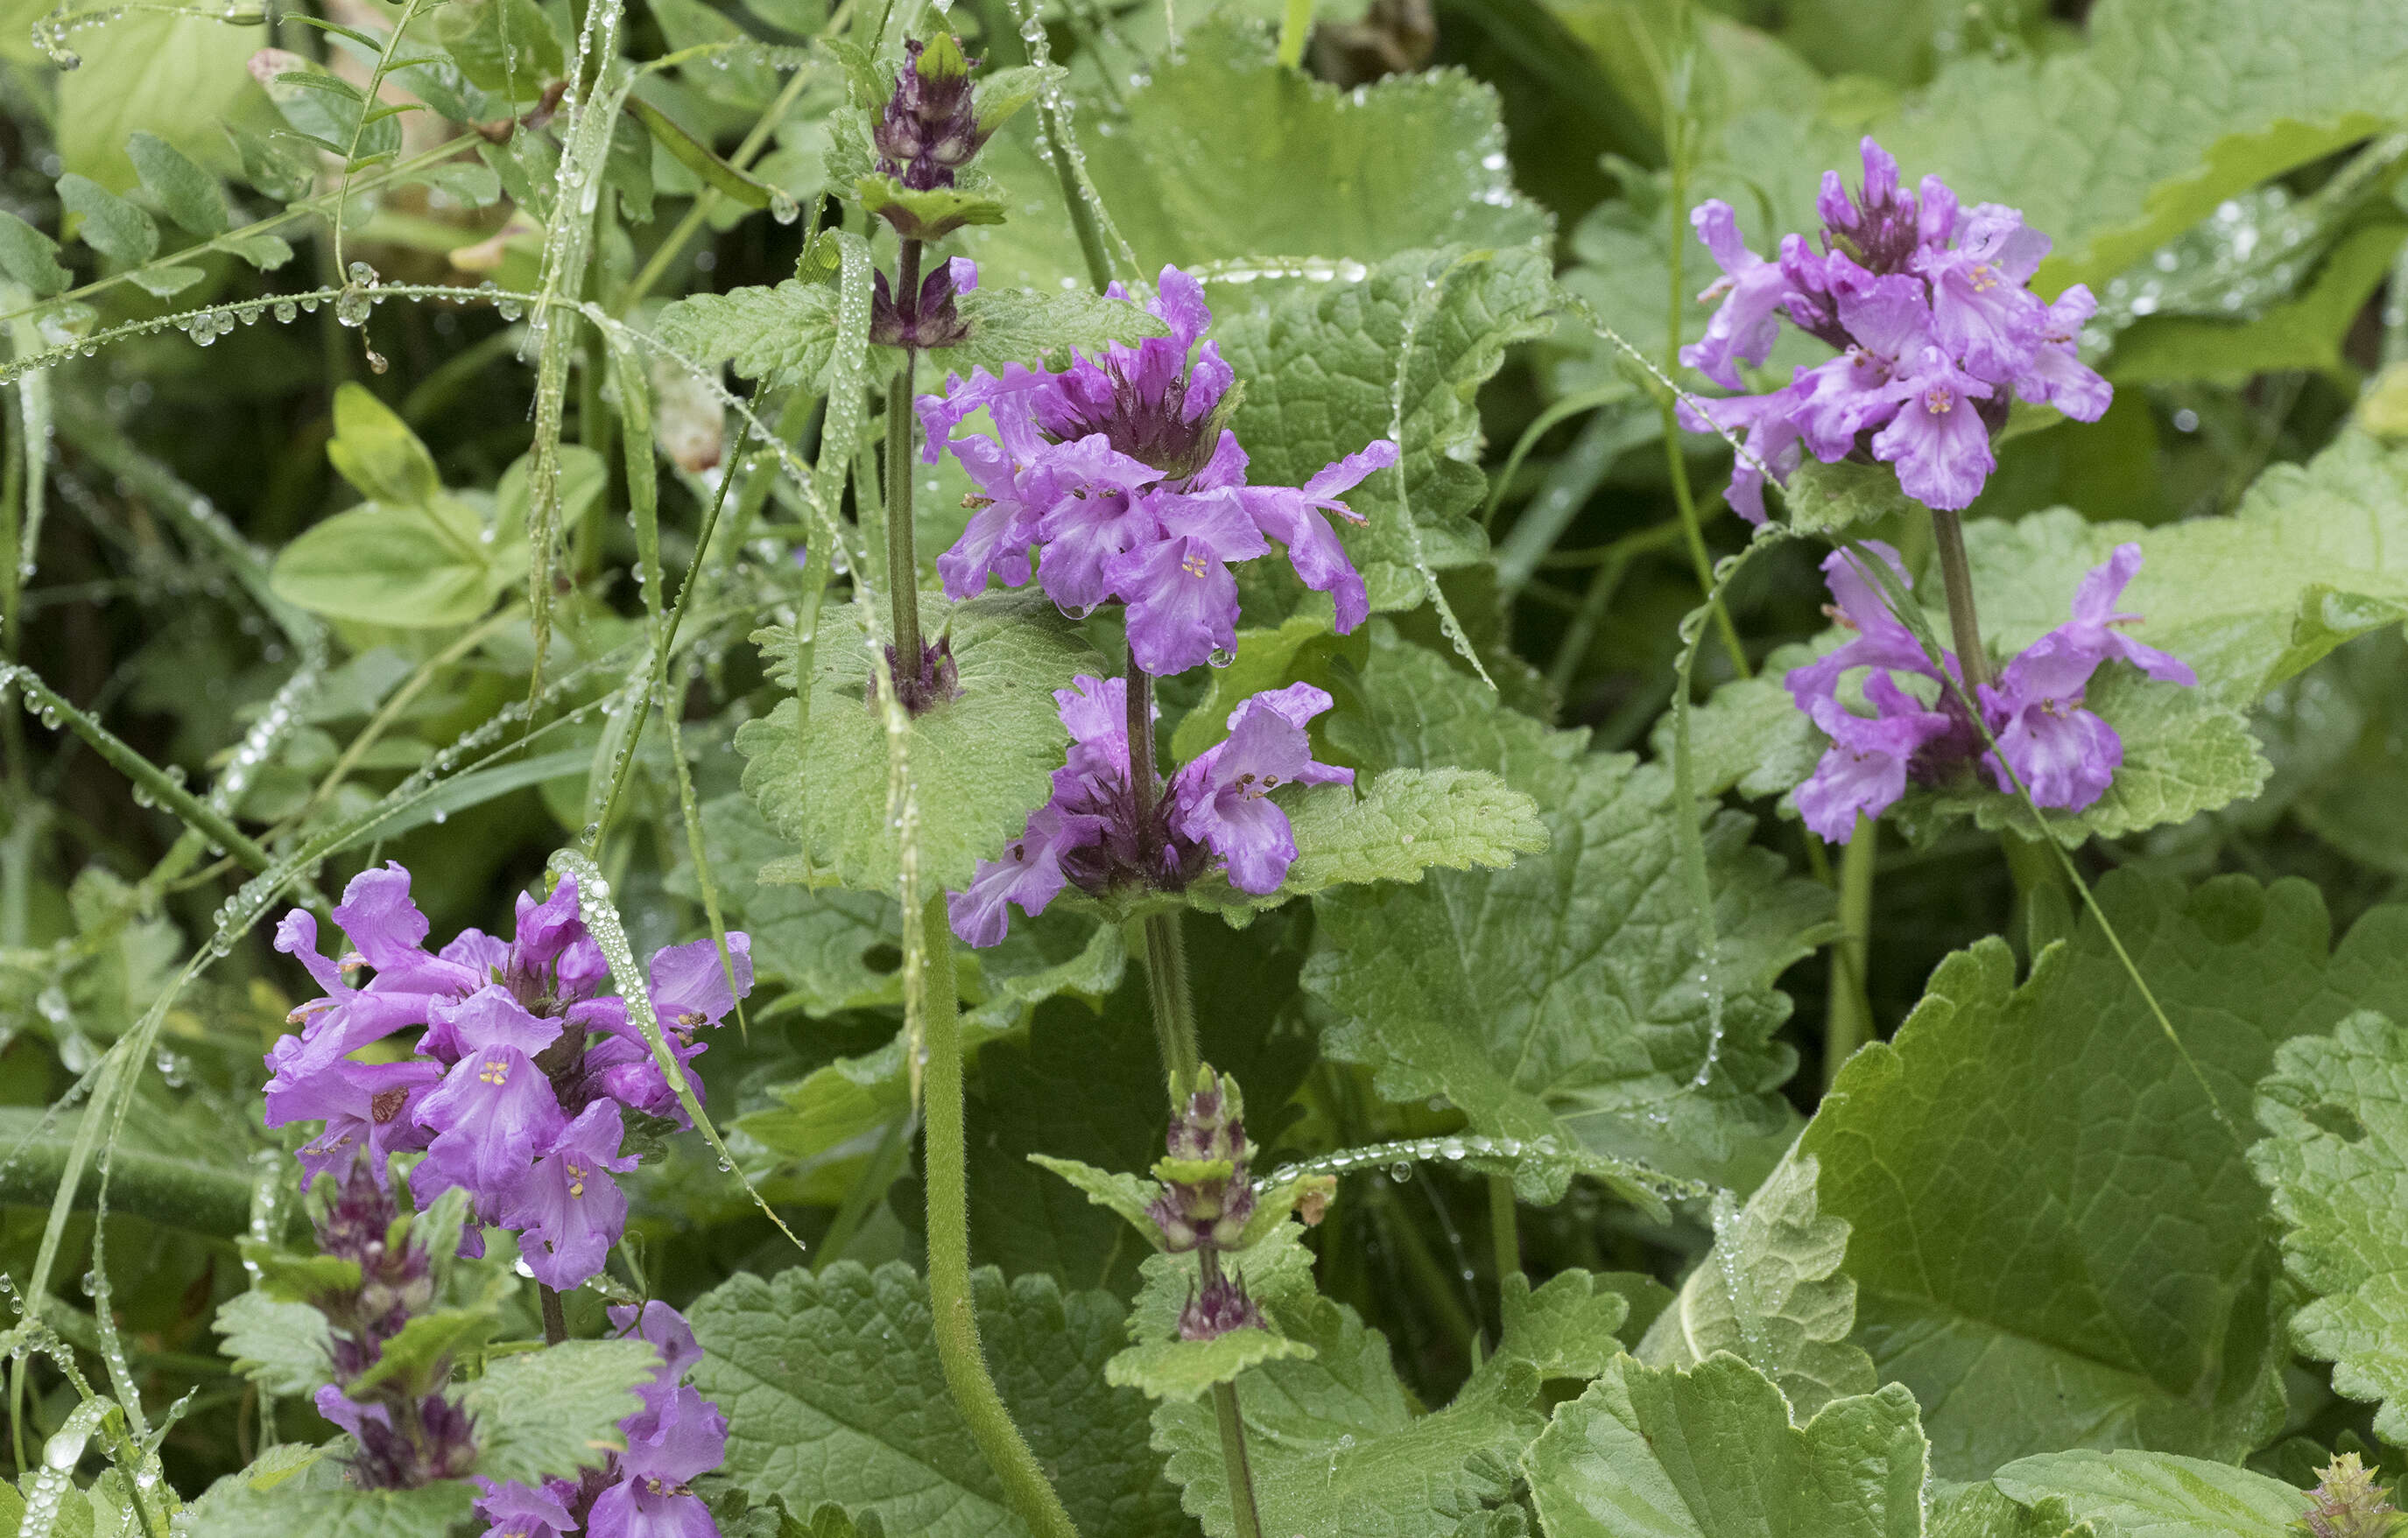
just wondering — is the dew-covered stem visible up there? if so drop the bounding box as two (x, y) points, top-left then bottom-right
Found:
(919, 892), (1083, 1538)
(1825, 817), (1876, 1090)
(1928, 508), (1990, 690)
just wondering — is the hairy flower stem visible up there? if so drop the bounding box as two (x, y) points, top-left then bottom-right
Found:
(1660, 55), (1749, 681)
(919, 893), (1082, 1538)
(1125, 661), (1203, 1083)
(885, 238), (926, 675)
(1210, 1365), (1266, 1537)
(1825, 816), (1876, 1090)
(1928, 509), (1990, 691)
(539, 1283), (569, 1346)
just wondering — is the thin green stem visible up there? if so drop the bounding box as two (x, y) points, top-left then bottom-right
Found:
(1140, 911), (1200, 1085)
(1275, 0), (1312, 67)
(1486, 1173), (1519, 1289)
(1211, 1378), (1267, 1538)
(1545, 519), (1686, 697)
(1036, 97), (1116, 293)
(1658, 21), (1747, 681)
(1824, 817), (1876, 1091)
(616, 58), (821, 317)
(590, 422), (750, 843)
(885, 325), (924, 672)
(1927, 508), (1990, 690)
(816, 1112), (911, 1271)
(919, 893), (1084, 1538)
(539, 1284), (569, 1346)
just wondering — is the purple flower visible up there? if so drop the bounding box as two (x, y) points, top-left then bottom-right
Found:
(283, 1058), (441, 1190)
(874, 34), (984, 193)
(1679, 200), (1800, 389)
(1166, 683), (1351, 895)
(1789, 539), (2194, 835)
(1792, 682), (1956, 844)
(921, 264), (1395, 672)
(268, 867), (752, 1292)
(1675, 137), (2111, 516)
(475, 1476), (581, 1538)
(501, 1101), (638, 1289)
(412, 1046), (567, 1221)
(1976, 543), (2193, 807)
(577, 1304), (728, 1538)
(1912, 200), (2052, 382)
(947, 678), (1348, 944)
(1868, 348), (1996, 510)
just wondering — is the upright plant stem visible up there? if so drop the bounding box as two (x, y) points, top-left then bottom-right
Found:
(1487, 1173), (1519, 1291)
(886, 238), (926, 672)
(1211, 1375), (1267, 1538)
(1126, 663), (1259, 1531)
(539, 1284), (569, 1346)
(1928, 508), (1990, 690)
(1824, 817), (1876, 1090)
(919, 894), (1082, 1538)
(1659, 25), (1748, 681)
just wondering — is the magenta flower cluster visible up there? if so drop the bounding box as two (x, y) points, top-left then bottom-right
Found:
(265, 864), (752, 1289)
(475, 1303), (729, 1538)
(1677, 137), (2111, 517)
(919, 264), (1399, 675)
(948, 675), (1349, 946)
(1789, 542), (2194, 842)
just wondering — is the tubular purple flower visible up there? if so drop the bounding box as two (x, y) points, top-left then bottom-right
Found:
(1793, 683), (1954, 843)
(1868, 349), (1996, 510)
(1167, 682), (1351, 895)
(1673, 137), (2111, 517)
(1680, 200), (1799, 388)
(282, 1058), (441, 1190)
(501, 1101), (638, 1290)
(474, 1477), (581, 1538)
(920, 263), (1391, 659)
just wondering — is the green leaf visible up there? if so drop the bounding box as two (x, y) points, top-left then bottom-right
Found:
(2249, 1010), (2408, 1446)
(1710, 0), (2408, 294)
(1781, 459), (1917, 537)
(1494, 1269), (1632, 1384)
(210, 1291), (335, 1395)
(347, 1305), (499, 1397)
(970, 65), (1058, 138)
(1890, 661), (2269, 848)
(0, 210), (72, 296)
(629, 95), (776, 210)
(124, 263), (204, 298)
(1169, 614), (1355, 760)
(1970, 432), (2408, 707)
(1187, 768), (1547, 912)
(124, 130), (228, 235)
(56, 12), (263, 192)
(1151, 1288), (1541, 1538)
(735, 591), (1107, 893)
(855, 173), (1006, 242)
(688, 1261), (1188, 1538)
(461, 1338), (656, 1485)
(1636, 1152), (1877, 1422)
(2106, 221), (2408, 385)
(1992, 1450), (2312, 1537)
(55, 173), (158, 266)
(929, 286), (1169, 380)
(1305, 630), (1832, 1195)
(1107, 1218), (1322, 1402)
(1797, 869), (2408, 1478)
(269, 504), (496, 628)
(1929, 1482), (2094, 1538)
(656, 280), (841, 392)
(180, 1464), (475, 1538)
(1026, 1155), (1163, 1245)
(1522, 1355), (1930, 1538)
(433, 0), (563, 101)
(956, 16), (1546, 291)
(327, 382), (443, 508)
(1214, 245), (1558, 614)
(219, 230), (296, 270)
(1648, 640), (1829, 804)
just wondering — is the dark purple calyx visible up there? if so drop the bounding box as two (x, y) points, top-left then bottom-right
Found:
(875, 35), (986, 192)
